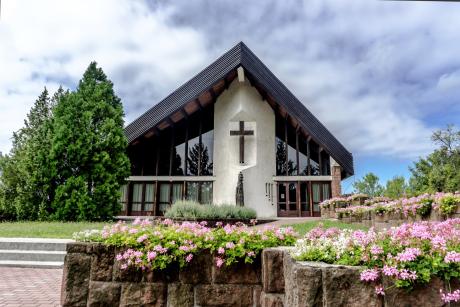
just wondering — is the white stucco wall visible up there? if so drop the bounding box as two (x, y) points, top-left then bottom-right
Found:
(213, 77), (277, 217)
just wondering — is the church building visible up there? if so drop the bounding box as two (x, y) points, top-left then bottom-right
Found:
(121, 42), (354, 218)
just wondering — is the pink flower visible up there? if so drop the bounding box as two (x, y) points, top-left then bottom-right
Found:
(154, 245), (168, 254)
(120, 264), (128, 270)
(185, 254), (193, 263)
(116, 254), (123, 261)
(395, 248), (422, 262)
(360, 269), (379, 282)
(218, 247), (225, 254)
(375, 285), (385, 296)
(370, 245), (383, 255)
(225, 242), (235, 249)
(215, 257), (224, 268)
(398, 269), (417, 280)
(444, 251), (460, 263)
(216, 222), (223, 227)
(382, 265), (399, 277)
(440, 289), (460, 303)
(147, 251), (157, 261)
(247, 251), (256, 257)
(137, 234), (148, 243)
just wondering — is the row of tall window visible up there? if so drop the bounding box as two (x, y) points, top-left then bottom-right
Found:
(129, 105), (214, 176)
(275, 115), (331, 176)
(119, 181), (213, 215)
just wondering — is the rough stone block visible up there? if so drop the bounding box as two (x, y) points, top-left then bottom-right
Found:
(90, 244), (115, 281)
(87, 281), (121, 307)
(120, 283), (167, 307)
(112, 257), (142, 282)
(322, 264), (381, 307)
(262, 248), (285, 293)
(195, 284), (253, 307)
(283, 255), (323, 307)
(253, 286), (262, 307)
(167, 283), (193, 307)
(178, 252), (212, 284)
(143, 265), (179, 283)
(384, 276), (444, 307)
(260, 292), (284, 307)
(213, 257), (261, 284)
(66, 242), (91, 254)
(61, 253), (92, 307)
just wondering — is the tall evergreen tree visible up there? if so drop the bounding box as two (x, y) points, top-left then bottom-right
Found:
(0, 88), (55, 220)
(51, 62), (130, 221)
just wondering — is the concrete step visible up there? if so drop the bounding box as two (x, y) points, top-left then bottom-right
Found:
(0, 260), (63, 269)
(0, 238), (72, 268)
(0, 249), (66, 262)
(0, 238), (72, 251)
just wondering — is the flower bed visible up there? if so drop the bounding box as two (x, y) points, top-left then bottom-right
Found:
(291, 219), (460, 304)
(73, 218), (297, 271)
(332, 193), (460, 228)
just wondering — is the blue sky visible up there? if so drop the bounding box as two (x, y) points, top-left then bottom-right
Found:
(1, 0), (460, 192)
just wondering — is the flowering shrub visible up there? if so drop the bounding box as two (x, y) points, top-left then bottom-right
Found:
(336, 193), (460, 220)
(291, 219), (460, 303)
(319, 197), (349, 209)
(73, 218), (297, 271)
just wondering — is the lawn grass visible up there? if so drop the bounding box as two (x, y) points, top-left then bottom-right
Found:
(286, 220), (369, 236)
(0, 221), (111, 239)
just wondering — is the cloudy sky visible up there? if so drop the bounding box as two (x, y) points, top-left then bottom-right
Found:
(1, 0), (460, 191)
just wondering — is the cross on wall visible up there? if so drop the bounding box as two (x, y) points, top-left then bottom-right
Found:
(230, 121), (254, 164)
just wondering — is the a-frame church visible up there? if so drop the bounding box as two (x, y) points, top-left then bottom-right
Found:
(121, 42), (354, 218)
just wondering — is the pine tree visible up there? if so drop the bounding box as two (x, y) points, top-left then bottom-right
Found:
(51, 62), (130, 221)
(0, 88), (56, 220)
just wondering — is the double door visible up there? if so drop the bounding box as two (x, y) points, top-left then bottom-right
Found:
(277, 181), (330, 217)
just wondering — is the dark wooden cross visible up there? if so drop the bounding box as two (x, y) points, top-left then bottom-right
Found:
(230, 121), (254, 164)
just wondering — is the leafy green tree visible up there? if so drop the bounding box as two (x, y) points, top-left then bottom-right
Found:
(353, 172), (384, 197)
(0, 88), (56, 220)
(409, 125), (460, 194)
(51, 62), (130, 221)
(384, 176), (408, 199)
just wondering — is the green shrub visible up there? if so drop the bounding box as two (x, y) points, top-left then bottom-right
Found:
(416, 199), (432, 217)
(439, 195), (460, 215)
(164, 201), (257, 219)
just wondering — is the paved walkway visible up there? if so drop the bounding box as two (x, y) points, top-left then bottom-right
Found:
(0, 267), (62, 306)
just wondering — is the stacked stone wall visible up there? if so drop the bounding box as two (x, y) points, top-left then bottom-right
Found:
(61, 244), (459, 306)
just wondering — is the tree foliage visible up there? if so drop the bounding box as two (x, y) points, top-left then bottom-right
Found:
(409, 125), (460, 194)
(384, 176), (408, 199)
(353, 172), (384, 197)
(0, 62), (129, 221)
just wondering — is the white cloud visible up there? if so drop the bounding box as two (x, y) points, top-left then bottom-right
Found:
(0, 0), (208, 153)
(1, 0), (459, 161)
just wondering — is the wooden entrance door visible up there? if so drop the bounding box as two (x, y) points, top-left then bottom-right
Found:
(277, 182), (299, 217)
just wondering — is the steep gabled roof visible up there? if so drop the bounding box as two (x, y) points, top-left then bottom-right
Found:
(124, 42), (354, 177)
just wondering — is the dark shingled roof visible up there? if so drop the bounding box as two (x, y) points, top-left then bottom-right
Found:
(124, 42), (354, 177)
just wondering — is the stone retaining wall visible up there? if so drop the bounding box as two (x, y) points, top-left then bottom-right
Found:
(322, 206), (460, 231)
(61, 243), (458, 306)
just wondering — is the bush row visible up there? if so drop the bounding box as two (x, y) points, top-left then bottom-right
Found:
(164, 200), (257, 220)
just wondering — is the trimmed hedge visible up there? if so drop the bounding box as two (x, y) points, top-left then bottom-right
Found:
(164, 201), (257, 220)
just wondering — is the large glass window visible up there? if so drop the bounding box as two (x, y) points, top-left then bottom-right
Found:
(159, 183), (170, 215)
(186, 181), (213, 204)
(321, 151), (331, 175)
(299, 138), (309, 175)
(132, 183), (143, 212)
(309, 142), (320, 176)
(144, 183), (155, 211)
(119, 184), (128, 212)
(157, 129), (172, 176)
(172, 122), (187, 175)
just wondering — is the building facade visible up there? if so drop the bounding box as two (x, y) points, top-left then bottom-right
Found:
(121, 42), (354, 218)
